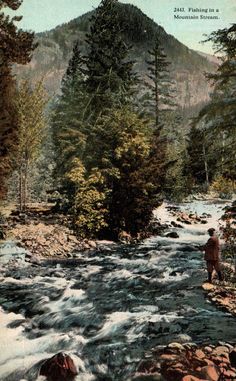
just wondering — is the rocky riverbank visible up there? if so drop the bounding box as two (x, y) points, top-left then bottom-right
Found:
(133, 342), (236, 380)
(0, 204), (107, 258)
(8, 221), (99, 258)
(202, 282), (236, 317)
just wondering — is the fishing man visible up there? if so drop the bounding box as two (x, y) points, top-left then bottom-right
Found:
(201, 227), (223, 283)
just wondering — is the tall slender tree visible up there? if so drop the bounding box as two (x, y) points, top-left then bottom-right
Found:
(144, 36), (177, 200)
(52, 43), (90, 182)
(14, 80), (48, 211)
(0, 0), (36, 198)
(146, 35), (175, 129)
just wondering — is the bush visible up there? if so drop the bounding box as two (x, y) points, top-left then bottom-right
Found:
(220, 219), (236, 282)
(210, 175), (236, 198)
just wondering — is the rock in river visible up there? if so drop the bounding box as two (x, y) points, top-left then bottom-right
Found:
(40, 352), (78, 381)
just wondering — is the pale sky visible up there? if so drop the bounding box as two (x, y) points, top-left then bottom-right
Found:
(5, 0), (236, 54)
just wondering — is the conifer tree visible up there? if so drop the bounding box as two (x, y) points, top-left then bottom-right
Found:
(52, 43), (90, 182)
(143, 36), (176, 201)
(0, 0), (36, 198)
(146, 36), (175, 129)
(85, 0), (135, 113)
(184, 123), (209, 187)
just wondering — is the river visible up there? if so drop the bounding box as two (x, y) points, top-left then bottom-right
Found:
(0, 200), (236, 381)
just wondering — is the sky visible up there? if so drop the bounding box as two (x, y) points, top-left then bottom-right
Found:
(5, 0), (236, 54)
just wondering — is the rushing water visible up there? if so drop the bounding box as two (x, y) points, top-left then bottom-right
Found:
(0, 200), (236, 381)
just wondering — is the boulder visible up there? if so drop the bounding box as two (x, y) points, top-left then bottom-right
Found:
(200, 365), (220, 381)
(166, 232), (179, 239)
(171, 221), (184, 228)
(40, 352), (78, 381)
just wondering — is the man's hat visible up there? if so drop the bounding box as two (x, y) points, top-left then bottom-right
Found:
(208, 228), (215, 234)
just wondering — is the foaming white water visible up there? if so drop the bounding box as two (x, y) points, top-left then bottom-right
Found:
(149, 200), (228, 247)
(0, 308), (86, 378)
(105, 269), (134, 281)
(82, 265), (102, 278)
(155, 269), (190, 284)
(0, 241), (28, 264)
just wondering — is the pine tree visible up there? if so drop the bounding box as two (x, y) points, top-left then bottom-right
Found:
(52, 43), (90, 182)
(143, 36), (177, 201)
(146, 35), (175, 129)
(184, 123), (208, 187)
(85, 0), (136, 113)
(0, 0), (36, 198)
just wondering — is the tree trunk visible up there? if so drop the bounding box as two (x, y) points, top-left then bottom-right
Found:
(221, 130), (225, 174)
(22, 159), (29, 212)
(202, 143), (209, 190)
(155, 52), (159, 129)
(19, 166), (23, 212)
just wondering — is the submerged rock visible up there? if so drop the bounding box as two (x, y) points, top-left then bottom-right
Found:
(166, 232), (179, 239)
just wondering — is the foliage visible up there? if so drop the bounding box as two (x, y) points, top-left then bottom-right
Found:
(220, 218), (236, 280)
(88, 108), (156, 236)
(85, 0), (136, 113)
(0, 0), (36, 198)
(51, 43), (90, 183)
(13, 79), (48, 210)
(165, 142), (189, 201)
(67, 159), (109, 237)
(145, 36), (176, 128)
(210, 175), (236, 198)
(184, 123), (211, 188)
(183, 24), (236, 192)
(51, 0), (171, 237)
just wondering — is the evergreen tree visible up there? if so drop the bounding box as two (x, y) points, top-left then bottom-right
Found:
(184, 123), (209, 187)
(146, 35), (175, 129)
(85, 0), (136, 113)
(85, 107), (155, 236)
(0, 0), (36, 198)
(143, 36), (177, 201)
(52, 43), (90, 182)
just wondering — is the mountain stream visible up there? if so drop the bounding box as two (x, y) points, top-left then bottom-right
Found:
(0, 200), (236, 381)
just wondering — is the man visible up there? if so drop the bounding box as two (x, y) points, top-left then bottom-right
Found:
(201, 228), (223, 283)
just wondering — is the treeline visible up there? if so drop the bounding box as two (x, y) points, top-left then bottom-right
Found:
(185, 24), (236, 195)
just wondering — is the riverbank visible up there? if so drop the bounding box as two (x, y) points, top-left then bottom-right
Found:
(0, 203), (115, 259)
(132, 341), (236, 380)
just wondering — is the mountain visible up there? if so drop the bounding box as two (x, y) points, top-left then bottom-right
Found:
(15, 3), (217, 109)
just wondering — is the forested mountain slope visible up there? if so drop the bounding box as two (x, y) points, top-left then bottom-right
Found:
(15, 3), (217, 108)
